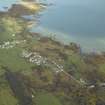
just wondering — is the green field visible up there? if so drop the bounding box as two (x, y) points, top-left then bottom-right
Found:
(35, 92), (62, 105)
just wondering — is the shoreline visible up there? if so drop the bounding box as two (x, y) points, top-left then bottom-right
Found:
(19, 1), (44, 11)
(31, 26), (105, 54)
(0, 1), (105, 105)
(0, 0), (104, 54)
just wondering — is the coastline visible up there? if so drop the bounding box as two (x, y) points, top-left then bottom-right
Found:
(0, 1), (105, 105)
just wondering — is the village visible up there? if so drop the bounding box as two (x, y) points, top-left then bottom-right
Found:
(0, 40), (26, 49)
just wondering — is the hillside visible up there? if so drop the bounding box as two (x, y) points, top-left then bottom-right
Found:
(0, 0), (105, 105)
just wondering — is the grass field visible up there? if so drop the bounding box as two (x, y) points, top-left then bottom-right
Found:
(0, 87), (18, 105)
(0, 47), (34, 74)
(35, 92), (62, 105)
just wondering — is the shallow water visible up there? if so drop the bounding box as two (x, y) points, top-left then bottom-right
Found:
(31, 0), (105, 52)
(0, 0), (19, 11)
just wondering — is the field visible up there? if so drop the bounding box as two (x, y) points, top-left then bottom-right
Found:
(0, 0), (105, 105)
